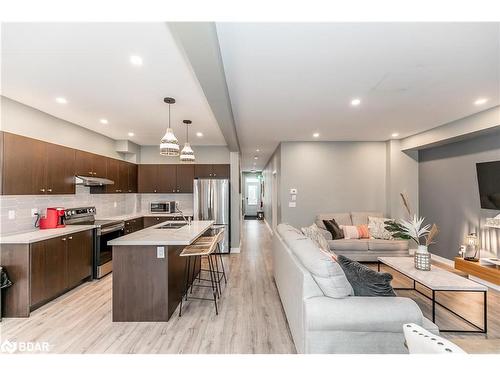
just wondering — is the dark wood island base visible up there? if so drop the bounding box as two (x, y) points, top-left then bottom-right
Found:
(112, 244), (200, 322)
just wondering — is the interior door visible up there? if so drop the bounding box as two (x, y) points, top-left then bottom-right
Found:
(244, 177), (260, 216)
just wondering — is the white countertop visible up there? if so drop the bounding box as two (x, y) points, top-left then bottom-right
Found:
(108, 220), (214, 246)
(0, 225), (96, 245)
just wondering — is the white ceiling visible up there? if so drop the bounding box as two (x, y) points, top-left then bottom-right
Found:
(1, 23), (226, 146)
(216, 23), (500, 170)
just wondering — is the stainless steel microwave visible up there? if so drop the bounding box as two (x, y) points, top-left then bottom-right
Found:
(150, 201), (177, 213)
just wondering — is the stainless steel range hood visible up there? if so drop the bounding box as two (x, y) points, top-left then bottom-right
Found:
(75, 175), (114, 186)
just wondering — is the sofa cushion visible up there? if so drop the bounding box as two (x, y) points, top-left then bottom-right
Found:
(337, 255), (396, 297)
(368, 239), (409, 252)
(351, 211), (383, 225)
(317, 227), (333, 240)
(329, 239), (369, 252)
(316, 213), (352, 229)
(282, 231), (353, 299)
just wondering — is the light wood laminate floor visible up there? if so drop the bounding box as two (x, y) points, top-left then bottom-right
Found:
(1, 220), (499, 353)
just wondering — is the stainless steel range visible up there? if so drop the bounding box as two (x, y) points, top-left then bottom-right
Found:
(64, 207), (125, 279)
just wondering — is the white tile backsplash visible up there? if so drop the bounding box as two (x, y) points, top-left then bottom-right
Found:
(0, 187), (194, 235)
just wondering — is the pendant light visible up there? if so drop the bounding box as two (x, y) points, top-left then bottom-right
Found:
(180, 120), (195, 163)
(160, 97), (179, 156)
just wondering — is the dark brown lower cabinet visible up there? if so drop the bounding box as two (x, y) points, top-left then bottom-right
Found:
(67, 230), (93, 288)
(124, 217), (144, 234)
(2, 230), (93, 317)
(143, 216), (170, 228)
(30, 236), (68, 307)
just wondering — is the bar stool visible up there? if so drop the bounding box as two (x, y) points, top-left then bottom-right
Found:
(178, 236), (219, 316)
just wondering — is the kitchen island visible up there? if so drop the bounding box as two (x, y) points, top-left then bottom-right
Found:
(108, 220), (214, 322)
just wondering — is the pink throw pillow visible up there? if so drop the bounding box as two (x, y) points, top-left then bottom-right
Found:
(341, 225), (360, 239)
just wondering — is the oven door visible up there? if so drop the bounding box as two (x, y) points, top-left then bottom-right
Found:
(94, 223), (124, 279)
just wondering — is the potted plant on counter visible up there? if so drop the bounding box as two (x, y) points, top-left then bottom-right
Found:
(385, 193), (439, 271)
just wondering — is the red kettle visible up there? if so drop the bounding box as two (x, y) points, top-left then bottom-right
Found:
(39, 207), (66, 229)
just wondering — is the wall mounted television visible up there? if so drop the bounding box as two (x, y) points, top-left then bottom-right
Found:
(476, 160), (500, 210)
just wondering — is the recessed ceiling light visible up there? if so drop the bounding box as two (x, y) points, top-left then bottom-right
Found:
(196, 132), (203, 137)
(256, 149), (260, 152)
(313, 132), (320, 138)
(391, 133), (399, 138)
(254, 156), (258, 160)
(128, 132), (135, 137)
(100, 118), (109, 124)
(351, 98), (361, 106)
(129, 55), (143, 66)
(55, 97), (67, 104)
(474, 98), (488, 106)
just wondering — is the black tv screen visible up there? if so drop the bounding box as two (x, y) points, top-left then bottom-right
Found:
(476, 160), (500, 209)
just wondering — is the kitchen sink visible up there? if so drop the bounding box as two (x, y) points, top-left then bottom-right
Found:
(157, 222), (187, 229)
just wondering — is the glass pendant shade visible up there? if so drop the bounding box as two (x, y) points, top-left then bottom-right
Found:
(160, 128), (179, 156)
(180, 142), (195, 163)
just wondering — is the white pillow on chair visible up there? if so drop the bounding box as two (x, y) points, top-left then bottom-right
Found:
(403, 323), (466, 354)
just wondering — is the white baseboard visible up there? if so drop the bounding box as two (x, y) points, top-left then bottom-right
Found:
(263, 219), (273, 234)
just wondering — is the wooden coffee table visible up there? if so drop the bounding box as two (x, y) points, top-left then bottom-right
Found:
(378, 256), (488, 333)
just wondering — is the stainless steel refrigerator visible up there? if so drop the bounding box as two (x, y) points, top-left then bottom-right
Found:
(193, 178), (230, 253)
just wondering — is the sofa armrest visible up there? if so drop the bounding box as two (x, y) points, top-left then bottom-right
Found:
(305, 296), (424, 333)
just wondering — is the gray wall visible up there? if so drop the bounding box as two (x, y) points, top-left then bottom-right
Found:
(139, 145), (230, 164)
(278, 142), (387, 228)
(419, 129), (500, 260)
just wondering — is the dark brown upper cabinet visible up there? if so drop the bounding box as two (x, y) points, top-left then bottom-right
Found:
(194, 164), (213, 178)
(158, 164), (177, 193)
(194, 164), (230, 179)
(2, 132), (75, 195)
(138, 164), (159, 193)
(176, 165), (195, 193)
(75, 150), (108, 178)
(127, 163), (138, 193)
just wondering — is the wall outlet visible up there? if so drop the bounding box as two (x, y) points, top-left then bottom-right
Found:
(113, 201), (117, 208)
(8, 210), (16, 220)
(31, 208), (39, 217)
(157, 246), (165, 259)
(291, 194), (297, 201)
(288, 202), (296, 208)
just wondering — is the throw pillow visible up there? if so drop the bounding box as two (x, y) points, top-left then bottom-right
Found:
(323, 219), (344, 239)
(340, 225), (360, 239)
(287, 237), (353, 298)
(368, 216), (393, 240)
(357, 224), (370, 239)
(336, 255), (396, 296)
(301, 223), (330, 252)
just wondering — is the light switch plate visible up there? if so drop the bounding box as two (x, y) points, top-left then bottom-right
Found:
(290, 188), (297, 194)
(8, 210), (16, 220)
(291, 194), (297, 201)
(157, 246), (165, 258)
(288, 202), (296, 208)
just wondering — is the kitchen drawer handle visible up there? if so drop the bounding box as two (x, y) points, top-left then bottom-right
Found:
(61, 237), (66, 241)
(40, 188), (45, 192)
(88, 171), (93, 175)
(47, 188), (52, 192)
(68, 236), (73, 240)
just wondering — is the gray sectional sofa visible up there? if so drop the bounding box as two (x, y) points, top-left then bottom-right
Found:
(316, 211), (409, 261)
(273, 223), (439, 354)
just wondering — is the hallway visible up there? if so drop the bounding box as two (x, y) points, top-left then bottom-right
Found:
(0, 220), (296, 354)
